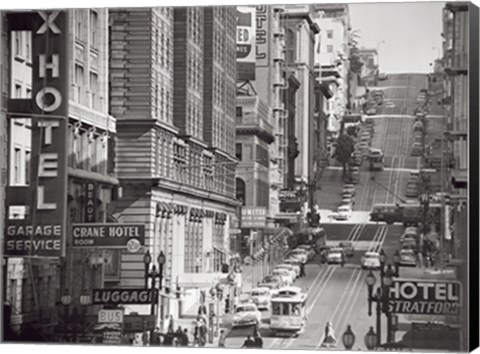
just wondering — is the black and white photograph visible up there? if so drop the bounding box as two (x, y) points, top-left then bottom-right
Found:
(0, 0), (478, 353)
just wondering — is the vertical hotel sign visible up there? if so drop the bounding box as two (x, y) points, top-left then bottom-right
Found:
(4, 11), (69, 258)
(255, 5), (271, 67)
(236, 6), (256, 81)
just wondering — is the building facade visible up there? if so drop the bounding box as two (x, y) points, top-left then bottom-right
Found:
(3, 9), (117, 340)
(441, 3), (469, 351)
(281, 5), (320, 212)
(109, 7), (239, 322)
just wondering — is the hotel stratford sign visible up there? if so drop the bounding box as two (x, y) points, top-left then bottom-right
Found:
(4, 11), (69, 257)
(388, 280), (462, 316)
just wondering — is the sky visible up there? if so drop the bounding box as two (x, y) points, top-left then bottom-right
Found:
(349, 2), (445, 74)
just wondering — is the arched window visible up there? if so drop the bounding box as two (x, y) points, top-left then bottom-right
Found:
(236, 178), (246, 205)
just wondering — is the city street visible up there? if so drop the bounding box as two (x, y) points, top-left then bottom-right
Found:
(224, 74), (449, 350)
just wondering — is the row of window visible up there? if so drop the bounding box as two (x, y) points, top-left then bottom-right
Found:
(68, 124), (109, 174)
(154, 74), (172, 122)
(187, 8), (203, 45)
(74, 9), (99, 50)
(155, 23), (172, 72)
(187, 49), (203, 92)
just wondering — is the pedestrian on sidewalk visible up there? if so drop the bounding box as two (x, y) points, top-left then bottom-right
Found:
(253, 331), (263, 348)
(300, 262), (306, 277)
(218, 329), (226, 348)
(242, 335), (255, 348)
(225, 295), (231, 314)
(180, 329), (190, 347)
(150, 327), (162, 346)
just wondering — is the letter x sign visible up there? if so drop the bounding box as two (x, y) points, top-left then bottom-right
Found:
(37, 11), (61, 34)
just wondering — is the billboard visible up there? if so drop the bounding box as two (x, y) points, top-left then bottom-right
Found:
(4, 11), (69, 258)
(71, 224), (145, 249)
(237, 6), (256, 81)
(388, 280), (462, 316)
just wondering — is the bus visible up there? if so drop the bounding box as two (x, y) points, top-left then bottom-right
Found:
(294, 227), (327, 253)
(370, 203), (442, 226)
(270, 287), (307, 336)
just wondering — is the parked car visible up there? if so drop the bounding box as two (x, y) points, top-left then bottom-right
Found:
(287, 249), (308, 264)
(401, 238), (417, 251)
(232, 303), (262, 327)
(260, 276), (283, 290)
(272, 268), (294, 286)
(336, 205), (352, 220)
(340, 196), (355, 207)
(399, 249), (417, 267)
(296, 245), (316, 261)
(249, 287), (273, 310)
(413, 121), (424, 132)
(361, 252), (381, 269)
(276, 263), (300, 278)
(378, 73), (388, 81)
(339, 241), (355, 257)
(411, 142), (423, 156)
(343, 186), (356, 196)
(406, 185), (419, 198)
(366, 107), (378, 116)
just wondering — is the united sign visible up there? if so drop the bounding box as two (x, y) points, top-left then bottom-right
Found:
(388, 280), (462, 316)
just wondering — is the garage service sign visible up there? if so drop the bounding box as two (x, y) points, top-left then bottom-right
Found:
(389, 280), (462, 315)
(72, 224), (145, 248)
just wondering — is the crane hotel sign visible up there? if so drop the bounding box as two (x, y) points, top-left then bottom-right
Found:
(388, 280), (462, 316)
(4, 11), (69, 257)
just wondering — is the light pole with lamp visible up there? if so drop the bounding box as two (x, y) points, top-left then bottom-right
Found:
(365, 249), (400, 348)
(364, 326), (378, 351)
(342, 325), (356, 350)
(144, 250), (166, 337)
(60, 292), (92, 342)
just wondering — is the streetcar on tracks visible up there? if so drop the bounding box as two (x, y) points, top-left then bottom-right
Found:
(270, 287), (307, 337)
(370, 203), (442, 226)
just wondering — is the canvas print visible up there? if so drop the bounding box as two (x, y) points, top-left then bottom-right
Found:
(0, 1), (476, 352)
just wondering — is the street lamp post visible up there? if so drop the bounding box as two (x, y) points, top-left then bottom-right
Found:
(144, 250), (166, 338)
(364, 326), (377, 350)
(342, 325), (356, 350)
(365, 249), (400, 349)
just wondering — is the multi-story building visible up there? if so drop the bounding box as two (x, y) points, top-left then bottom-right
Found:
(358, 47), (379, 85)
(313, 4), (350, 141)
(109, 6), (239, 322)
(281, 5), (320, 212)
(3, 9), (117, 340)
(441, 3), (469, 350)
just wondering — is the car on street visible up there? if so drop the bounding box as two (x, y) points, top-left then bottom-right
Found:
(399, 249), (417, 267)
(361, 252), (381, 269)
(357, 142), (369, 151)
(283, 258), (303, 273)
(327, 249), (344, 264)
(232, 303), (262, 327)
(272, 269), (294, 286)
(287, 249), (309, 264)
(406, 185), (419, 198)
(411, 142), (423, 156)
(275, 263), (300, 278)
(366, 107), (378, 116)
(401, 238), (417, 251)
(336, 205), (352, 220)
(296, 245), (316, 261)
(343, 186), (356, 196)
(368, 148), (383, 159)
(260, 276), (283, 290)
(340, 199), (354, 209)
(413, 121), (424, 132)
(378, 73), (388, 81)
(339, 241), (355, 257)
(342, 191), (354, 200)
(250, 287), (273, 310)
